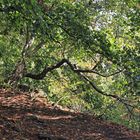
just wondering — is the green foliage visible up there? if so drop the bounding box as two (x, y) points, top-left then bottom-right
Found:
(0, 0), (140, 130)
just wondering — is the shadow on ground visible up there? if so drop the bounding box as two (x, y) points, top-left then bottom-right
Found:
(0, 88), (140, 140)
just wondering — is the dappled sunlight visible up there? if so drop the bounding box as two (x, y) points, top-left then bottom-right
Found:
(0, 0), (140, 139)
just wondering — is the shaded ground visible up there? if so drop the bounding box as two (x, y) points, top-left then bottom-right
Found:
(0, 88), (140, 140)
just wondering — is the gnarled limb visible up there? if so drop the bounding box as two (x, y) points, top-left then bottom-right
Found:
(24, 58), (133, 112)
(25, 59), (123, 79)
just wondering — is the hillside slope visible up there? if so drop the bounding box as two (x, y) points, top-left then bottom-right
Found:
(0, 88), (140, 140)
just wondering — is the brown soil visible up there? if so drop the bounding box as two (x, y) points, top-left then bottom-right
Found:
(0, 88), (140, 140)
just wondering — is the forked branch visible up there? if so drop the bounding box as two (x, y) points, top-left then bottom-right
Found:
(24, 58), (133, 111)
(24, 58), (134, 112)
(25, 59), (123, 79)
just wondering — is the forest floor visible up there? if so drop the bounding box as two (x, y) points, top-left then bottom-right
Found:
(0, 88), (140, 140)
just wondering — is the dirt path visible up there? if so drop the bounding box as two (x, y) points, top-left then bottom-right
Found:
(0, 88), (140, 140)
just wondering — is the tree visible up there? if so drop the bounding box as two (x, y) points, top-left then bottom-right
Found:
(0, 0), (140, 130)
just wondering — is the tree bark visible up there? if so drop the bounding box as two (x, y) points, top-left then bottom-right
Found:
(7, 59), (26, 86)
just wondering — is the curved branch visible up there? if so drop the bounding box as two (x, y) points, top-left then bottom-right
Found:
(24, 59), (123, 99)
(25, 59), (68, 80)
(76, 72), (134, 113)
(25, 58), (133, 111)
(25, 59), (123, 79)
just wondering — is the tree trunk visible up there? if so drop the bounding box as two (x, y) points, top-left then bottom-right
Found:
(7, 59), (26, 86)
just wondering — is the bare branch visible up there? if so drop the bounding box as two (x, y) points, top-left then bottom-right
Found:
(25, 59), (68, 79)
(25, 59), (123, 79)
(24, 58), (134, 111)
(77, 72), (134, 113)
